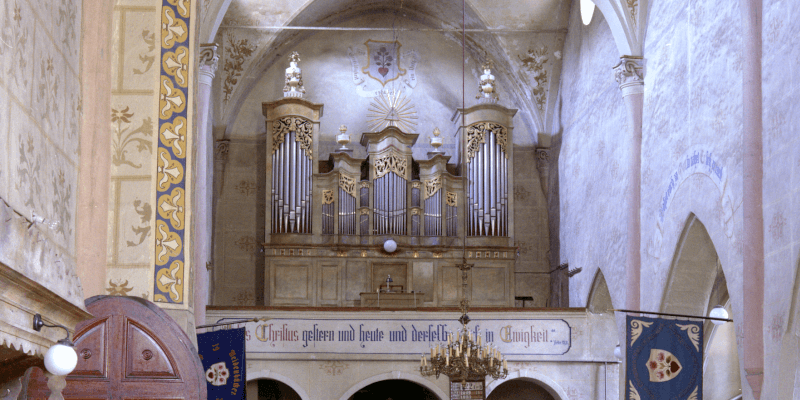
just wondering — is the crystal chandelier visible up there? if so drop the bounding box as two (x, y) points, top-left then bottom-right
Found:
(420, 263), (508, 384)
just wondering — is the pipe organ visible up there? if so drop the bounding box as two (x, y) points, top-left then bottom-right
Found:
(262, 97), (520, 308)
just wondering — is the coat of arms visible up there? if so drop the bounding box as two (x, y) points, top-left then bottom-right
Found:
(348, 40), (419, 98)
(363, 40), (406, 86)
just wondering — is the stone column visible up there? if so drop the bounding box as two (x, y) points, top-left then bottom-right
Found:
(613, 56), (645, 311)
(741, 0), (764, 397)
(193, 44), (218, 327)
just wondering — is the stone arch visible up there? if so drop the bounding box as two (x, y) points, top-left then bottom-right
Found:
(587, 268), (614, 313)
(661, 214), (721, 316)
(485, 369), (568, 400)
(337, 371), (447, 400)
(247, 370), (311, 400)
(589, 0), (641, 55)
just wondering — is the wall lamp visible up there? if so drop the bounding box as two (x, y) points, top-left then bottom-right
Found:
(32, 314), (78, 376)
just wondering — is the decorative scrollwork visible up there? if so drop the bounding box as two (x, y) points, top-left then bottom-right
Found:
(374, 151), (407, 179)
(272, 116), (313, 159)
(446, 192), (458, 206)
(411, 181), (421, 189)
(424, 176), (442, 199)
(466, 122), (508, 161)
(339, 174), (357, 198)
(629, 319), (653, 346)
(322, 190), (334, 204)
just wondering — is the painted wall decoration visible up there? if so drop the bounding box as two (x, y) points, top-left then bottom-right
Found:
(154, 0), (192, 304)
(347, 40), (419, 98)
(241, 318), (571, 357)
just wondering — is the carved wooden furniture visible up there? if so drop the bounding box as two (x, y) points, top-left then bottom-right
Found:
(26, 295), (206, 399)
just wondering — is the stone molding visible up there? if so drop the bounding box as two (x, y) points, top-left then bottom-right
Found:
(0, 262), (92, 358)
(613, 56), (645, 97)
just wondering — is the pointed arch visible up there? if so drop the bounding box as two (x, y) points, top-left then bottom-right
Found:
(587, 268), (614, 313)
(660, 214), (720, 316)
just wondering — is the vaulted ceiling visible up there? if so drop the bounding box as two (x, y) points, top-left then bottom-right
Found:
(206, 0), (574, 144)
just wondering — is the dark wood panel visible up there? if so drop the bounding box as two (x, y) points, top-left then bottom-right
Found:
(71, 318), (109, 378)
(26, 296), (206, 400)
(123, 320), (177, 379)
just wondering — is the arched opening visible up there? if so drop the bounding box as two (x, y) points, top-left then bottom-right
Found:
(587, 268), (613, 313)
(246, 379), (303, 400)
(347, 379), (439, 400)
(487, 378), (557, 400)
(662, 215), (741, 399)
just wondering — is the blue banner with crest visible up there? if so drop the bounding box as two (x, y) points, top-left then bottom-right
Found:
(198, 328), (246, 400)
(626, 316), (703, 400)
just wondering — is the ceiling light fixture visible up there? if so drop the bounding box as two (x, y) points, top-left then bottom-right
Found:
(580, 0), (596, 25)
(33, 314), (78, 376)
(709, 305), (729, 326)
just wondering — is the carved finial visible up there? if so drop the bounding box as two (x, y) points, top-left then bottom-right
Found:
(283, 51), (305, 98)
(336, 125), (351, 152)
(430, 127), (443, 152)
(477, 58), (499, 103)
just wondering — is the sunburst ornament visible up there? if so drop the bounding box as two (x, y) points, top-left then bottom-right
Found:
(366, 91), (418, 132)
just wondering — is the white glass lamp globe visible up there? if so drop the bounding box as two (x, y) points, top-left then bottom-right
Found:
(383, 239), (397, 253)
(580, 0), (595, 25)
(44, 341), (78, 376)
(614, 345), (622, 360)
(709, 305), (729, 326)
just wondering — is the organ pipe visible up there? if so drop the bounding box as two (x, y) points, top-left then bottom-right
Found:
(467, 124), (508, 237)
(271, 117), (313, 234)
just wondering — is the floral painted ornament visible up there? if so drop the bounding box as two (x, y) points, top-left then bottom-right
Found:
(206, 361), (230, 386)
(646, 349), (682, 382)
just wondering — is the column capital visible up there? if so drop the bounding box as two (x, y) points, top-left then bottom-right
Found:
(199, 43), (219, 85)
(613, 56), (645, 97)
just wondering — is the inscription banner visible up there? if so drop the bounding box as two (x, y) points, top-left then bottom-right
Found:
(240, 318), (571, 356)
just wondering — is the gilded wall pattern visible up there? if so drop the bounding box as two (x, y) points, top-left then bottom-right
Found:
(154, 0), (192, 304)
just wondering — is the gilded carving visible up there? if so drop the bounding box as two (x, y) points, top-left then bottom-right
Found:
(411, 181), (421, 189)
(374, 151), (407, 179)
(446, 192), (457, 207)
(366, 90), (418, 132)
(222, 35), (256, 102)
(424, 176), (442, 199)
(360, 181), (370, 188)
(272, 116), (313, 159)
(322, 190), (334, 205)
(466, 122), (508, 161)
(339, 174), (357, 198)
(518, 46), (549, 110)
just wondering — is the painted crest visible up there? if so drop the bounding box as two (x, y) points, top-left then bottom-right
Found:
(646, 349), (682, 382)
(205, 361), (230, 386)
(362, 40), (406, 86)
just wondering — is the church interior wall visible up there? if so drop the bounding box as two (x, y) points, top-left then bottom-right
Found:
(0, 0), (84, 309)
(558, 5), (628, 312)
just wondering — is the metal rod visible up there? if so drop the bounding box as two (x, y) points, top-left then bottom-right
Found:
(218, 25), (569, 34)
(612, 309), (733, 322)
(197, 317), (270, 330)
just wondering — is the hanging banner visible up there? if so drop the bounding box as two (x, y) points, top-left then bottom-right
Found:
(198, 328), (246, 400)
(626, 316), (703, 400)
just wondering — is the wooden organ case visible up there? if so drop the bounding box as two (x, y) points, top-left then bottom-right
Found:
(262, 98), (519, 308)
